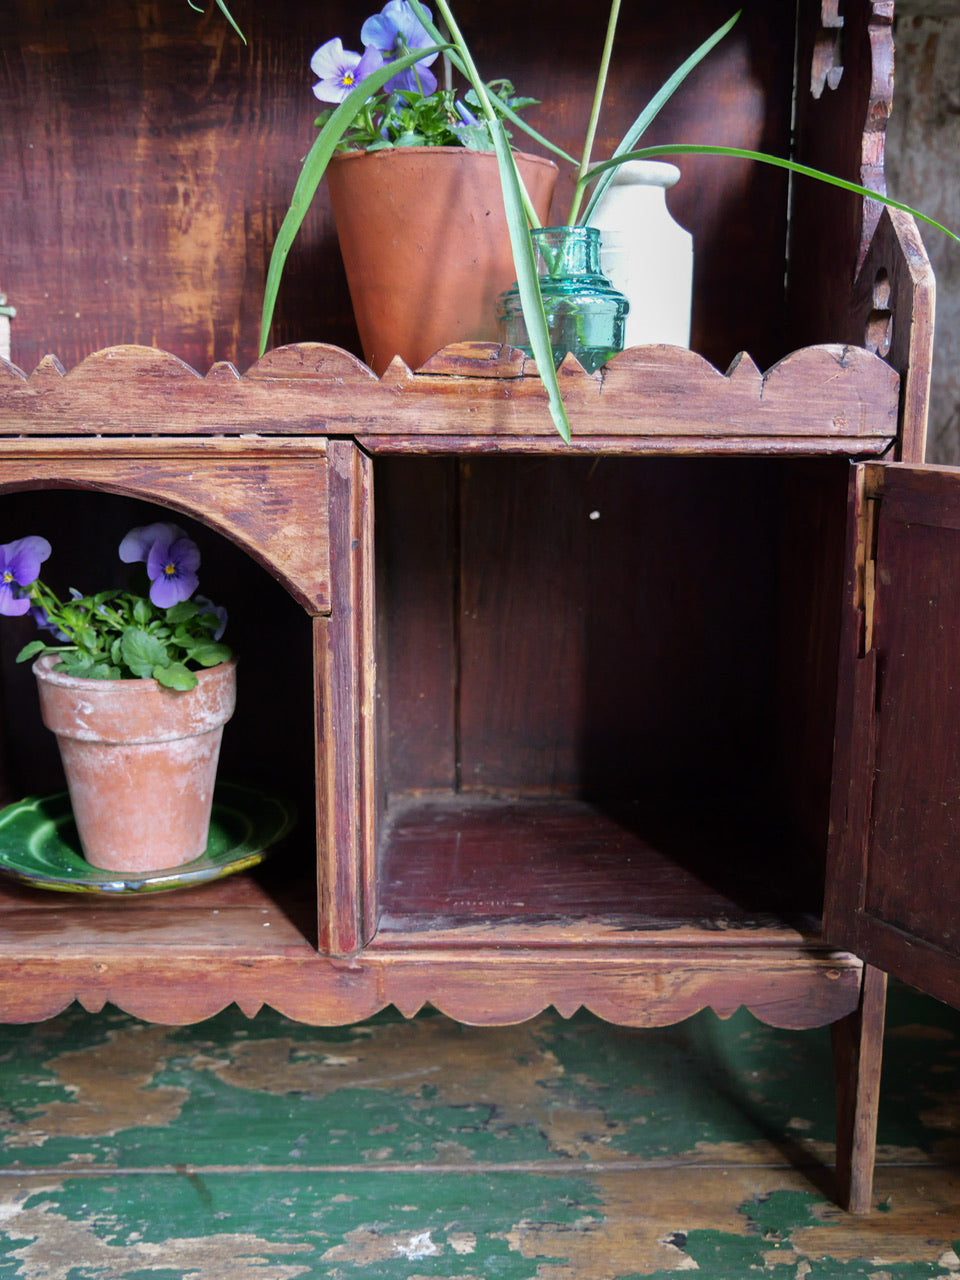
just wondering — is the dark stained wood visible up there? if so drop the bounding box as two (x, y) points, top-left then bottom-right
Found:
(832, 964), (888, 1214)
(826, 462), (960, 1010)
(316, 442), (377, 955)
(846, 209), (936, 462)
(376, 794), (822, 936)
(772, 459), (851, 872)
(0, 0), (806, 375)
(789, 0), (896, 350)
(0, 436), (331, 612)
(0, 343), (901, 448)
(375, 458), (459, 793)
(452, 457), (782, 797)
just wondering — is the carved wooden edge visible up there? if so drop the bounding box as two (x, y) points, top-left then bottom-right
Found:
(0, 440), (332, 614)
(848, 207), (935, 462)
(0, 948), (863, 1029)
(0, 341), (900, 444)
(807, 1), (894, 258)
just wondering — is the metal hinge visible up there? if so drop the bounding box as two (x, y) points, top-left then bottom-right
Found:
(0, 294), (15, 364)
(858, 494), (880, 657)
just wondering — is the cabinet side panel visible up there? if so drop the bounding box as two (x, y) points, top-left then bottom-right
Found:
(865, 516), (960, 955)
(775, 459), (850, 872)
(828, 464), (960, 1012)
(376, 458), (458, 794)
(318, 441), (376, 955)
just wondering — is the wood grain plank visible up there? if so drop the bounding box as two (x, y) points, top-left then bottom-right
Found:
(0, 343), (900, 446)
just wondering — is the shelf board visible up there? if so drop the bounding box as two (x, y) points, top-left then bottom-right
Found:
(0, 860), (317, 955)
(0, 342), (899, 451)
(373, 793), (826, 949)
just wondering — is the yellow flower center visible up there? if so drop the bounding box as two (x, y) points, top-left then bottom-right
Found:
(163, 561), (176, 577)
(2, 571), (12, 583)
(343, 71), (355, 86)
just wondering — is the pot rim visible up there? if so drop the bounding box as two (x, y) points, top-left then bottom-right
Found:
(31, 652), (237, 694)
(329, 146), (558, 173)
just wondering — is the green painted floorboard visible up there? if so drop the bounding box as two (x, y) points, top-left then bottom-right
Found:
(0, 980), (957, 1277)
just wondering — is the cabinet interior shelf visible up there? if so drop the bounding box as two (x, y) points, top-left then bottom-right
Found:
(374, 792), (822, 948)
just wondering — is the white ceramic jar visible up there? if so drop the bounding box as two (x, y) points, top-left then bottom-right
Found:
(590, 160), (693, 349)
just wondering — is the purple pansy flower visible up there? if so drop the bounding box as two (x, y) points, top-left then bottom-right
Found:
(0, 536), (51, 616)
(30, 603), (70, 642)
(118, 522), (200, 607)
(455, 99), (479, 127)
(195, 595), (229, 642)
(311, 37), (384, 103)
(146, 532), (201, 608)
(360, 1), (438, 94)
(118, 521), (187, 566)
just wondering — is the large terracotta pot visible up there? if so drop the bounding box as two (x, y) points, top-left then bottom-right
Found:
(326, 147), (558, 375)
(32, 655), (237, 873)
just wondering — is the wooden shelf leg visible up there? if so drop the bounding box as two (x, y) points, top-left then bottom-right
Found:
(832, 963), (888, 1214)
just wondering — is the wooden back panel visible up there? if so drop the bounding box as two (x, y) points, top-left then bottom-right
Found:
(3, 0), (805, 374)
(377, 455), (844, 819)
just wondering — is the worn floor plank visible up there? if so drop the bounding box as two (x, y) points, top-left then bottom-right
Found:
(0, 980), (957, 1277)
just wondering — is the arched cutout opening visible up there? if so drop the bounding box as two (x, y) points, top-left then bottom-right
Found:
(0, 487), (317, 945)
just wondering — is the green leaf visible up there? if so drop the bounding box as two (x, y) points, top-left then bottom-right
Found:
(121, 629), (170, 678)
(583, 144), (960, 245)
(15, 640), (48, 664)
(579, 11), (741, 224)
(165, 602), (199, 623)
(153, 663), (198, 691)
(187, 642), (232, 668)
(133, 598), (153, 625)
(58, 653), (119, 680)
(420, 0), (571, 443)
(259, 40), (451, 355)
(187, 0), (246, 45)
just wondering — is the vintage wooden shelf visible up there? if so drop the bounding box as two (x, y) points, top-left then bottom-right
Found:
(0, 0), (952, 1220)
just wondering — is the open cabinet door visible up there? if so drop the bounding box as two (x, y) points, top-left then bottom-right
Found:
(825, 462), (960, 1009)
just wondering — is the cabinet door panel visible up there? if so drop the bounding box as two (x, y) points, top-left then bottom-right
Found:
(825, 463), (960, 1009)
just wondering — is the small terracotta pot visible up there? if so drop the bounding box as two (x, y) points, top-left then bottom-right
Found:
(32, 655), (237, 873)
(326, 147), (558, 375)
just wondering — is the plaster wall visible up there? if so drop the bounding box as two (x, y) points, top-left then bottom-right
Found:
(887, 1), (960, 461)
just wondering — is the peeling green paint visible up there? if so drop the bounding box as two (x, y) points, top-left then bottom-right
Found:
(0, 1171), (601, 1278)
(0, 983), (958, 1279)
(534, 1006), (838, 1154)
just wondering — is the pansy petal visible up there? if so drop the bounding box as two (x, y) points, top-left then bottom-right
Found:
(385, 0), (433, 44)
(146, 535), (201, 583)
(385, 62), (437, 93)
(355, 44), (385, 81)
(310, 37), (352, 80)
(119, 522), (187, 564)
(359, 14), (394, 50)
(4, 536), (52, 586)
(0, 583), (31, 616)
(149, 570), (199, 609)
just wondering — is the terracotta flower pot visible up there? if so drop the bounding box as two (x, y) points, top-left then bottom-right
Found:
(32, 655), (237, 873)
(326, 146), (558, 375)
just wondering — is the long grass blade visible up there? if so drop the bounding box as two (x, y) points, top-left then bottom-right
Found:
(258, 42), (449, 355)
(421, 0), (571, 440)
(579, 10), (741, 224)
(583, 144), (960, 244)
(406, 0), (576, 165)
(213, 0), (246, 43)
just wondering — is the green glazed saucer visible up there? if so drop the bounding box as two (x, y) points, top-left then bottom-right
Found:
(0, 783), (297, 895)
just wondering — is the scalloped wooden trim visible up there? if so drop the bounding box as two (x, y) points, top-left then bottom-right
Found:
(0, 341), (900, 447)
(0, 947), (863, 1030)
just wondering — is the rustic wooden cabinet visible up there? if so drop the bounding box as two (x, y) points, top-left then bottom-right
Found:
(0, 0), (951, 1217)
